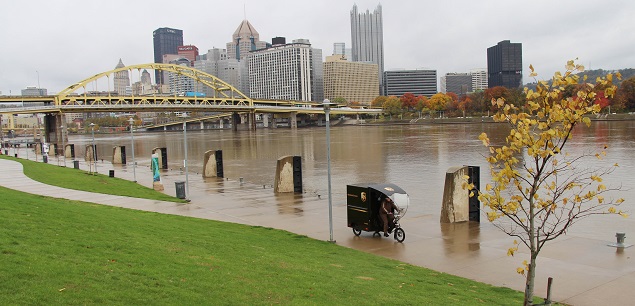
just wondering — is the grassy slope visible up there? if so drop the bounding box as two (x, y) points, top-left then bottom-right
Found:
(0, 155), (184, 203)
(0, 186), (536, 305)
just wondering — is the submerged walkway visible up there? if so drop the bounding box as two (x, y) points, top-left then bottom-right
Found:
(1, 157), (633, 305)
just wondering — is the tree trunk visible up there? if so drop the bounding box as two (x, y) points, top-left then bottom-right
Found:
(524, 254), (537, 306)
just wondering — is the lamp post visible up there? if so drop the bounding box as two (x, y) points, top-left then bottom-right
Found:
(183, 118), (189, 198)
(60, 124), (66, 167)
(89, 123), (95, 174)
(323, 99), (335, 243)
(128, 117), (136, 182)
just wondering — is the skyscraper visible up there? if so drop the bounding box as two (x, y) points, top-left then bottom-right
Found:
(248, 39), (323, 102)
(351, 4), (384, 94)
(113, 59), (130, 95)
(153, 27), (184, 84)
(226, 20), (268, 61)
(487, 40), (522, 88)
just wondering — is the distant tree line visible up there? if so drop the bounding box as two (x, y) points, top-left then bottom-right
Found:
(372, 72), (635, 119)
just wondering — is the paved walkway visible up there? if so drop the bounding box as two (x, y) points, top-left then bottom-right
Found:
(1, 156), (633, 305)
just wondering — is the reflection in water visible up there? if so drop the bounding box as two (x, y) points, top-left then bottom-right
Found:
(68, 121), (635, 220)
(440, 221), (481, 255)
(274, 193), (305, 216)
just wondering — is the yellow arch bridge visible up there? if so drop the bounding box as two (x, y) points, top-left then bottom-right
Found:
(0, 63), (381, 148)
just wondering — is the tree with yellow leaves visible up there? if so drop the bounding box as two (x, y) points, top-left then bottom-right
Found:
(473, 60), (626, 305)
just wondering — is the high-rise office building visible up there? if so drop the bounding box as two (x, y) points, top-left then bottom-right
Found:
(384, 70), (437, 97)
(194, 48), (247, 97)
(351, 4), (384, 94)
(470, 68), (488, 91)
(323, 55), (379, 105)
(226, 20), (268, 61)
(333, 42), (352, 61)
(443, 73), (473, 96)
(177, 45), (199, 66)
(248, 39), (323, 102)
(153, 27), (184, 84)
(113, 59), (130, 95)
(487, 40), (522, 88)
(168, 58), (195, 94)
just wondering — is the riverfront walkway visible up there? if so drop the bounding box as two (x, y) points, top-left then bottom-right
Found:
(0, 157), (633, 305)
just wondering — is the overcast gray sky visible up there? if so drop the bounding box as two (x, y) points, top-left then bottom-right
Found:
(1, 0), (634, 95)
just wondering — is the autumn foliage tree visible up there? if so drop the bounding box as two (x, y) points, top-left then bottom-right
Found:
(382, 96), (402, 118)
(472, 61), (626, 305)
(427, 93), (452, 115)
(400, 92), (418, 110)
(614, 77), (635, 110)
(371, 96), (387, 108)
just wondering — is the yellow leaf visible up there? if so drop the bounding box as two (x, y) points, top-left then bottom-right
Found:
(486, 184), (492, 191)
(516, 267), (525, 275)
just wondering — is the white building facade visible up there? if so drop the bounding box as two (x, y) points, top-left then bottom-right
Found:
(470, 68), (488, 91)
(248, 40), (323, 102)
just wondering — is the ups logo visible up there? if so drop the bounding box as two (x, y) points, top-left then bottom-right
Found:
(361, 192), (367, 202)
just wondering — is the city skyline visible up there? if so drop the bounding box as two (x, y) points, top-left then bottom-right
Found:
(1, 0), (634, 95)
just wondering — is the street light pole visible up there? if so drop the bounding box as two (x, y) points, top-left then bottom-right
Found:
(323, 99), (335, 243)
(128, 118), (136, 182)
(89, 123), (95, 175)
(183, 119), (189, 198)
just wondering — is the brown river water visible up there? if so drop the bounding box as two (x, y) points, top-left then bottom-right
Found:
(67, 120), (635, 220)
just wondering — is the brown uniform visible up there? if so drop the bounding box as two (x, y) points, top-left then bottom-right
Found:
(379, 198), (398, 235)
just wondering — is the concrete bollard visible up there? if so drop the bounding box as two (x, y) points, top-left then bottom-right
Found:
(85, 144), (97, 162)
(274, 155), (302, 193)
(202, 150), (223, 178)
(65, 144), (75, 159)
(441, 166), (470, 223)
(48, 144), (56, 156)
(152, 147), (168, 170)
(112, 146), (127, 164)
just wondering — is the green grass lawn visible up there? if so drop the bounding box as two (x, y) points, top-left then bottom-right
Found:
(0, 186), (539, 305)
(0, 155), (185, 203)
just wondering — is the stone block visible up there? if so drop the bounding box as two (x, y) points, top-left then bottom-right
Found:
(441, 166), (470, 223)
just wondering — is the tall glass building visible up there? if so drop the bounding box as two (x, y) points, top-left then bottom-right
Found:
(350, 4), (384, 95)
(487, 40), (522, 88)
(153, 27), (183, 84)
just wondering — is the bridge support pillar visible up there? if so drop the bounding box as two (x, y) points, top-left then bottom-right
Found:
(290, 112), (297, 129)
(200, 121), (204, 130)
(262, 114), (270, 128)
(44, 114), (66, 155)
(249, 111), (256, 131)
(232, 113), (240, 132)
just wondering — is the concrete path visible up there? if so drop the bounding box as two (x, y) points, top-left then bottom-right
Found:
(1, 156), (633, 305)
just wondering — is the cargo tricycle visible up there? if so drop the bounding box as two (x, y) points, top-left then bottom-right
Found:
(346, 183), (409, 242)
